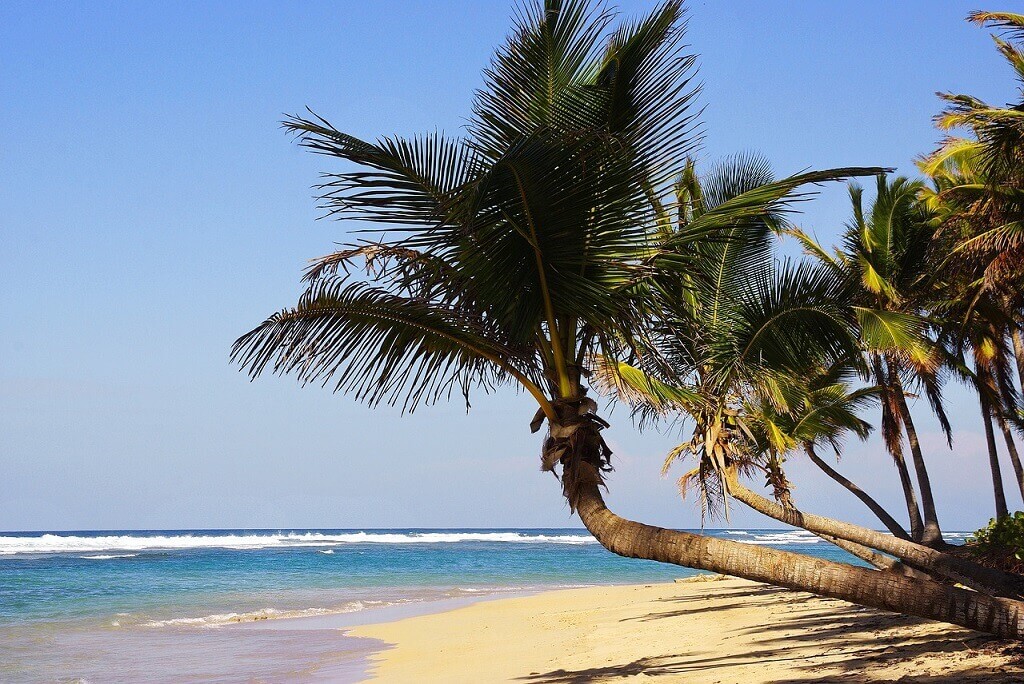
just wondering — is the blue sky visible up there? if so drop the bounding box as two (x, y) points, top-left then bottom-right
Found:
(0, 0), (1017, 531)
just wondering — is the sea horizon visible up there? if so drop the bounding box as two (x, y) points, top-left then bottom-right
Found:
(1, 527), (973, 682)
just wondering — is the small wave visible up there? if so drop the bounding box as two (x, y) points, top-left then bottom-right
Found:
(80, 554), (139, 560)
(141, 600), (393, 629)
(737, 531), (823, 546)
(0, 531), (597, 555)
(724, 531), (749, 536)
(318, 549), (334, 554)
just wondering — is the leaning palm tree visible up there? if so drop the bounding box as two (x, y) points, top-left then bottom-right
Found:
(591, 157), (1017, 595)
(234, 0), (1024, 637)
(791, 176), (950, 546)
(742, 368), (910, 540)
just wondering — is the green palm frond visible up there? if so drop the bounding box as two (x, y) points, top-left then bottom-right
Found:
(589, 357), (703, 425)
(232, 281), (540, 412)
(854, 307), (935, 368)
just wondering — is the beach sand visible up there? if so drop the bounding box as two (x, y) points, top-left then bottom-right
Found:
(350, 577), (1024, 683)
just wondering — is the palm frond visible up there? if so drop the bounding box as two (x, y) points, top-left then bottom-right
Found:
(232, 281), (537, 412)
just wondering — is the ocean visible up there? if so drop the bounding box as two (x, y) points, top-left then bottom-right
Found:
(0, 528), (972, 682)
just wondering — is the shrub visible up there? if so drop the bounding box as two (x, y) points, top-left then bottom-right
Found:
(967, 512), (1024, 573)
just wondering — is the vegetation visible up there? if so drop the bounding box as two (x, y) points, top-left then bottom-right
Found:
(234, 1), (1024, 639)
(970, 513), (1024, 573)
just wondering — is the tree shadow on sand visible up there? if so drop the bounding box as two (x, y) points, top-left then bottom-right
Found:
(517, 584), (1024, 683)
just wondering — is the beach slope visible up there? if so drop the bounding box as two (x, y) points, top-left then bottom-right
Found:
(351, 577), (1022, 682)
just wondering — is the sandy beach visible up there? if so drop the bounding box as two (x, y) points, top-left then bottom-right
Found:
(351, 577), (1024, 683)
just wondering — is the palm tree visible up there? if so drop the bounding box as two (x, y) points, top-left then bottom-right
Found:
(919, 8), (1024, 508)
(922, 10), (1024, 386)
(791, 176), (950, 546)
(743, 369), (911, 540)
(932, 277), (1024, 512)
(591, 157), (1019, 595)
(233, 0), (1024, 638)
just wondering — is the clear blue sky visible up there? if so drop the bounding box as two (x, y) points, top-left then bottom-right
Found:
(1, 1), (1017, 531)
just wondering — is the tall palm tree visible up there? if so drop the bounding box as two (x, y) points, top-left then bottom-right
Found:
(919, 9), (1024, 509)
(933, 280), (1024, 512)
(791, 176), (950, 546)
(922, 10), (1024, 387)
(234, 0), (1024, 637)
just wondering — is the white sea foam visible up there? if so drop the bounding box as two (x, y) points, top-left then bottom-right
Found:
(140, 600), (393, 629)
(2, 529), (969, 556)
(736, 531), (823, 546)
(0, 531), (597, 555)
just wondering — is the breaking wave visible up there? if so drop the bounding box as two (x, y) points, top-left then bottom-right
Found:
(0, 531), (597, 556)
(735, 530), (823, 546)
(139, 601), (384, 629)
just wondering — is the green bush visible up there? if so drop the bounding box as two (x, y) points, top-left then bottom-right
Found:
(969, 512), (1024, 561)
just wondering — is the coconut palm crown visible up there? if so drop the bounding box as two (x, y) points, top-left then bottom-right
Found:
(232, 0), (875, 508)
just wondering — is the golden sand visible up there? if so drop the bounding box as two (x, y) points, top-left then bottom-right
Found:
(351, 577), (1023, 682)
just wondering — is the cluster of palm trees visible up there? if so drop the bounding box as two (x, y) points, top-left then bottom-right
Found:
(233, 2), (1024, 638)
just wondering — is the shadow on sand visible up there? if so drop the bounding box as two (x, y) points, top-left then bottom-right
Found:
(516, 584), (1024, 683)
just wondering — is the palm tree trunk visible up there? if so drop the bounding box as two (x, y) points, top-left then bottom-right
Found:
(722, 470), (1024, 599)
(891, 373), (944, 546)
(815, 533), (925, 578)
(894, 448), (925, 541)
(572, 476), (1024, 639)
(996, 408), (1024, 503)
(981, 391), (1010, 519)
(1011, 327), (1024, 391)
(872, 356), (924, 540)
(804, 444), (910, 540)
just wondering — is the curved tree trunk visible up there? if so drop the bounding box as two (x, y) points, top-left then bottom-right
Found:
(982, 392), (1010, 519)
(573, 477), (1024, 639)
(994, 376), (1024, 503)
(996, 408), (1024, 504)
(814, 533), (926, 579)
(872, 356), (924, 540)
(893, 448), (925, 541)
(817, 533), (893, 569)
(722, 470), (1024, 599)
(805, 444), (910, 540)
(891, 373), (944, 546)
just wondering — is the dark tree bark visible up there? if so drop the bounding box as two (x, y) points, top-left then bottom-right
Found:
(872, 356), (924, 540)
(891, 372), (944, 546)
(996, 407), (1024, 504)
(982, 391), (1011, 519)
(804, 444), (910, 540)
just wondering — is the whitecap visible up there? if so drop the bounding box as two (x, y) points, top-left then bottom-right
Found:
(0, 531), (597, 556)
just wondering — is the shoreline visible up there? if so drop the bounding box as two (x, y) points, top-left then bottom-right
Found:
(348, 577), (1023, 683)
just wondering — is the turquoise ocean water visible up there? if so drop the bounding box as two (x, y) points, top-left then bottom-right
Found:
(0, 528), (970, 682)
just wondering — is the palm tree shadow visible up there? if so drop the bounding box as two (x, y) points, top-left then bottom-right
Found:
(516, 586), (1024, 683)
(518, 638), (1023, 683)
